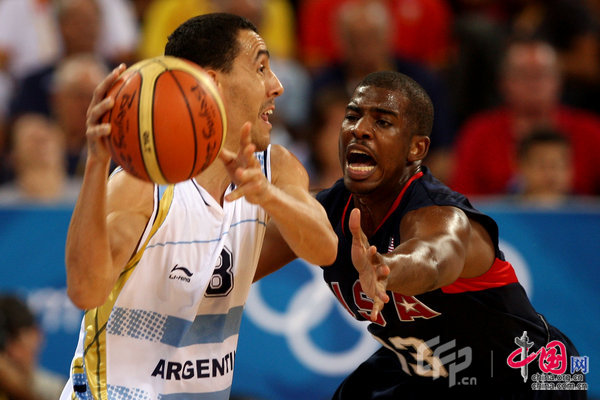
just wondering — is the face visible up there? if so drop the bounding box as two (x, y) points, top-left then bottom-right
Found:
(501, 43), (561, 114)
(217, 29), (284, 151)
(338, 3), (391, 72)
(53, 62), (105, 150)
(519, 142), (572, 197)
(14, 115), (65, 171)
(339, 85), (425, 196)
(60, 0), (101, 54)
(5, 326), (43, 374)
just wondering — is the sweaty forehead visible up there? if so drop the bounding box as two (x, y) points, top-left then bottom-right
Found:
(350, 85), (404, 113)
(236, 29), (268, 59)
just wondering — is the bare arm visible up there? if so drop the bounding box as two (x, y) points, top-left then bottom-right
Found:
(350, 206), (495, 319)
(254, 220), (297, 282)
(220, 126), (337, 269)
(65, 64), (153, 310)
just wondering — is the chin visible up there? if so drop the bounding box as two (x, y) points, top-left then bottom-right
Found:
(343, 175), (375, 195)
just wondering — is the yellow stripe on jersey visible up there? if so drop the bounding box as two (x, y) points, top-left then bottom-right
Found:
(80, 184), (175, 400)
(138, 61), (168, 184)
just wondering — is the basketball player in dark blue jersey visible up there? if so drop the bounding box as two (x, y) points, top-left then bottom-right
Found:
(256, 71), (587, 398)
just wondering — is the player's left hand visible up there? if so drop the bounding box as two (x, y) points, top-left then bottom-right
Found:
(349, 208), (390, 321)
(219, 122), (271, 204)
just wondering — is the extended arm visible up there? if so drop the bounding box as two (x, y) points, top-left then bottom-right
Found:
(220, 127), (337, 269)
(65, 65), (153, 310)
(350, 206), (494, 319)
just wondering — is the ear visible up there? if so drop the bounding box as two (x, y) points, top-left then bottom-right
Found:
(204, 69), (227, 101)
(407, 135), (430, 162)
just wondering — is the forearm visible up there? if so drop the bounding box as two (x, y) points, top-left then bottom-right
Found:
(383, 239), (462, 296)
(65, 157), (114, 309)
(261, 185), (337, 266)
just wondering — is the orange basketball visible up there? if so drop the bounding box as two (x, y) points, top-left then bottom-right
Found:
(102, 56), (227, 184)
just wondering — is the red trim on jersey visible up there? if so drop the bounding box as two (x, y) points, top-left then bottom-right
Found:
(341, 171), (424, 237)
(341, 195), (353, 236)
(441, 258), (519, 293)
(373, 171), (423, 234)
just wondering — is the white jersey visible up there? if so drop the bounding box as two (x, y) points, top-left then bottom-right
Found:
(61, 148), (272, 400)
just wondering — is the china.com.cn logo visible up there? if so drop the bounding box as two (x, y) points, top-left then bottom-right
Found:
(506, 331), (589, 391)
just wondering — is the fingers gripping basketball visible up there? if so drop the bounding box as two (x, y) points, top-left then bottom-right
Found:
(102, 56), (227, 184)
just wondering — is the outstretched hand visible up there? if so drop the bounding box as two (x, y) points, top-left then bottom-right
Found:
(349, 208), (390, 321)
(219, 122), (270, 204)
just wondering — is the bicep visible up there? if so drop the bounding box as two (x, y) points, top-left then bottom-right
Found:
(106, 171), (154, 272)
(254, 221), (297, 282)
(270, 144), (310, 197)
(399, 206), (471, 285)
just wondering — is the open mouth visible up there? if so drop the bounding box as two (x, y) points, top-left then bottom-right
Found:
(260, 109), (273, 124)
(346, 149), (376, 177)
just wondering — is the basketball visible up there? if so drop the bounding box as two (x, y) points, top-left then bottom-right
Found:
(102, 55), (227, 184)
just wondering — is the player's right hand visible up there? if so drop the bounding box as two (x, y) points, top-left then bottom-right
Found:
(349, 208), (390, 321)
(85, 63), (126, 162)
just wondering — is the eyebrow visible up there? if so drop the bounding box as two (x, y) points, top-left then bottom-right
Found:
(346, 103), (398, 117)
(255, 49), (271, 61)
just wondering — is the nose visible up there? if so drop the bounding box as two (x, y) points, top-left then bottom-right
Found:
(268, 71), (284, 98)
(352, 116), (373, 139)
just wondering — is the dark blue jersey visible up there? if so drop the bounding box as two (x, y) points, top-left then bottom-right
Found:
(317, 167), (584, 397)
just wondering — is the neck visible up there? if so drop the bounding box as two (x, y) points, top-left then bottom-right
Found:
(352, 167), (421, 238)
(193, 160), (231, 206)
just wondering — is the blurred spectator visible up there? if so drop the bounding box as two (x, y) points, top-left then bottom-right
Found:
(0, 0), (61, 158)
(3, 54), (109, 185)
(0, 294), (65, 400)
(0, 0), (61, 93)
(450, 37), (600, 197)
(10, 0), (107, 119)
(305, 87), (348, 191)
(49, 54), (108, 177)
(310, 0), (456, 181)
(298, 0), (452, 72)
(138, 0), (297, 60)
(443, 0), (507, 128)
(510, 0), (600, 115)
(0, 114), (80, 205)
(93, 0), (139, 66)
(510, 127), (573, 207)
(445, 0), (600, 126)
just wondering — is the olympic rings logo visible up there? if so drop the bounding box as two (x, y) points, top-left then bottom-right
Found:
(245, 260), (380, 376)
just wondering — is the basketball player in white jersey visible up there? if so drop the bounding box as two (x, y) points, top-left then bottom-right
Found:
(60, 13), (337, 400)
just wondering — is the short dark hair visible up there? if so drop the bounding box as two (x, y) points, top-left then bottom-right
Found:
(164, 13), (258, 73)
(517, 127), (570, 160)
(356, 71), (434, 138)
(0, 294), (37, 340)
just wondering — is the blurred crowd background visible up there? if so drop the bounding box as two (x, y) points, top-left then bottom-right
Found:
(0, 0), (600, 205)
(0, 0), (599, 398)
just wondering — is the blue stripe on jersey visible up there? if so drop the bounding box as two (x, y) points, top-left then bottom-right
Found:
(145, 218), (267, 250)
(157, 387), (231, 400)
(107, 306), (244, 347)
(107, 385), (151, 399)
(158, 184), (169, 199)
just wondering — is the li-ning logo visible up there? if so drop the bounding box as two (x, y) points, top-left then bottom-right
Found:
(169, 264), (193, 283)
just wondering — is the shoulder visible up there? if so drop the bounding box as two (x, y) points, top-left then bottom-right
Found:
(106, 168), (155, 217)
(268, 144), (309, 186)
(557, 106), (600, 130)
(316, 179), (348, 223)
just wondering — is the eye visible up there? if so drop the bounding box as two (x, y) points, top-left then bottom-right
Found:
(344, 113), (359, 122)
(376, 119), (392, 128)
(258, 64), (266, 74)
